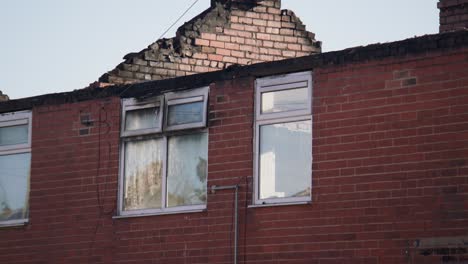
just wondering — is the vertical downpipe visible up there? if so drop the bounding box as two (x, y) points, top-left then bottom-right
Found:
(211, 185), (239, 264)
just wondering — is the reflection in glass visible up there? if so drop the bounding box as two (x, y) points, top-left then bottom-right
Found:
(261, 88), (308, 114)
(167, 133), (208, 207)
(259, 120), (311, 200)
(0, 153), (30, 221)
(0, 124), (28, 146)
(123, 138), (163, 210)
(167, 101), (203, 126)
(125, 107), (159, 131)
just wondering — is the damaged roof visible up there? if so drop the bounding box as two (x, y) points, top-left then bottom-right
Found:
(1, 29), (467, 114)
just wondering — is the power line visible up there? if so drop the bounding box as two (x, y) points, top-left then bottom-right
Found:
(157, 0), (200, 40)
(117, 0), (200, 97)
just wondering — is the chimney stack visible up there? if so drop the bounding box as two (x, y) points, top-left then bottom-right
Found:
(0, 91), (9, 102)
(438, 0), (468, 32)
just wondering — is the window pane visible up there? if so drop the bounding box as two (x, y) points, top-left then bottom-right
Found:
(0, 124), (28, 146)
(123, 138), (163, 211)
(167, 101), (203, 126)
(167, 133), (208, 207)
(0, 153), (30, 221)
(125, 107), (159, 131)
(261, 88), (308, 114)
(259, 120), (311, 200)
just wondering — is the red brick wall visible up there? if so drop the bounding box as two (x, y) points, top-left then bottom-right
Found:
(310, 48), (468, 263)
(1, 47), (467, 263)
(0, 98), (122, 263)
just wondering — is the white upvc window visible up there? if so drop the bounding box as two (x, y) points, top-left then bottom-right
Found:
(118, 87), (209, 217)
(254, 71), (313, 205)
(164, 88), (209, 131)
(0, 111), (32, 227)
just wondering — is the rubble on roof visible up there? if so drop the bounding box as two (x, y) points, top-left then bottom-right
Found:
(99, 0), (321, 85)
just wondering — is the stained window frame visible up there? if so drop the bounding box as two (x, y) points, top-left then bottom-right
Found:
(164, 87), (209, 131)
(0, 110), (32, 227)
(118, 87), (209, 218)
(121, 97), (164, 137)
(254, 71), (313, 206)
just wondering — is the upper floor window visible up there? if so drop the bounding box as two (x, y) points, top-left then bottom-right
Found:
(119, 87), (209, 217)
(254, 71), (312, 205)
(0, 111), (32, 226)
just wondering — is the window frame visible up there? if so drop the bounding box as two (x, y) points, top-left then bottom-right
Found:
(164, 87), (209, 131)
(0, 110), (32, 227)
(121, 97), (164, 137)
(254, 71), (313, 206)
(118, 87), (209, 217)
(255, 71), (312, 121)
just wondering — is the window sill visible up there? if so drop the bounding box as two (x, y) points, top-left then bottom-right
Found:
(113, 208), (206, 219)
(248, 201), (311, 209)
(0, 219), (28, 228)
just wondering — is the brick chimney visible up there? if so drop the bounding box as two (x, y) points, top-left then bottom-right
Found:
(438, 0), (468, 32)
(99, 0), (320, 85)
(0, 91), (9, 102)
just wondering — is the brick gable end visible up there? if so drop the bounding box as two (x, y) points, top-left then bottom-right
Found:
(98, 0), (321, 85)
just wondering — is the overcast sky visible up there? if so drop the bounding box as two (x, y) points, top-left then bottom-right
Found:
(0, 0), (439, 99)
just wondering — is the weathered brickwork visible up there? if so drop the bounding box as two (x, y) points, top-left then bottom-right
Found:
(0, 31), (467, 263)
(439, 0), (468, 32)
(99, 0), (321, 85)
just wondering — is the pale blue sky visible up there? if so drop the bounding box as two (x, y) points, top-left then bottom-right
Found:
(0, 0), (438, 99)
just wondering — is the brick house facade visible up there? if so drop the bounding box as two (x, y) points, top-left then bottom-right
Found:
(0, 1), (467, 263)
